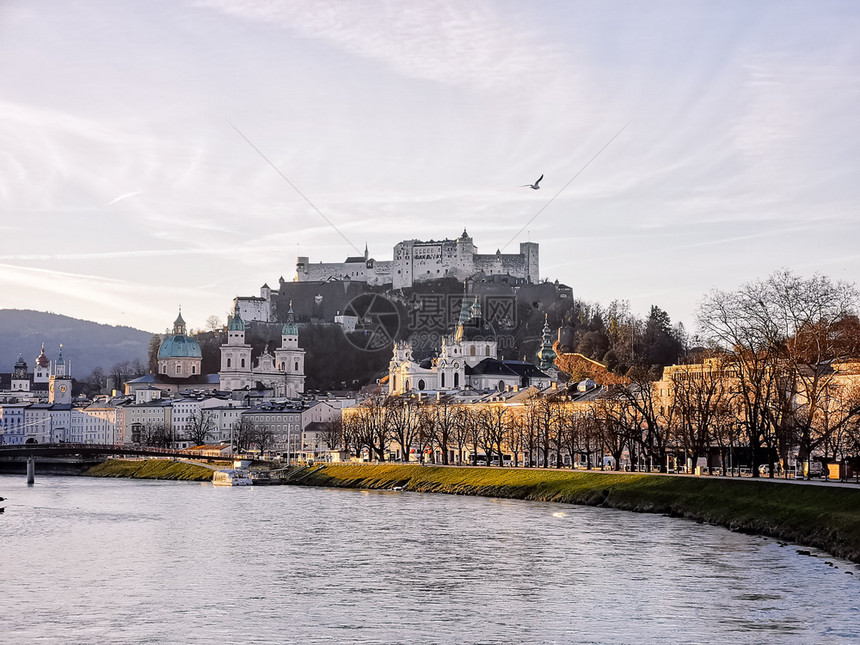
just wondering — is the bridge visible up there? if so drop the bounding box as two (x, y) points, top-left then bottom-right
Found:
(0, 443), (270, 463)
(0, 443), (273, 483)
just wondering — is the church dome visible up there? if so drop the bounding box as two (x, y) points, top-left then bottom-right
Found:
(228, 312), (245, 332)
(158, 334), (202, 359)
(35, 343), (50, 368)
(158, 307), (202, 359)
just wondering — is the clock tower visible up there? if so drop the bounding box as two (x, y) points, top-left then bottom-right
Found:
(49, 344), (72, 405)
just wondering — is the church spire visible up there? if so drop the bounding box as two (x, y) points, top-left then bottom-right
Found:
(537, 314), (557, 372)
(227, 300), (245, 332)
(173, 307), (187, 335)
(282, 300), (299, 336)
(469, 295), (481, 320)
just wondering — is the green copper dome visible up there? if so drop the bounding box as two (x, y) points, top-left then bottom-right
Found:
(227, 300), (245, 331)
(158, 308), (202, 358)
(228, 313), (245, 331)
(158, 334), (202, 359)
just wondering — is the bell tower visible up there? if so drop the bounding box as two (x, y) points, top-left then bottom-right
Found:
(274, 301), (305, 398)
(219, 302), (253, 391)
(49, 344), (72, 404)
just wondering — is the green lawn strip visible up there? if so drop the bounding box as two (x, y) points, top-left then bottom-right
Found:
(293, 464), (860, 563)
(84, 459), (213, 481)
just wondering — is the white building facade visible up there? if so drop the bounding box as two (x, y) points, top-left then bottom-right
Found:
(296, 230), (539, 289)
(219, 303), (305, 398)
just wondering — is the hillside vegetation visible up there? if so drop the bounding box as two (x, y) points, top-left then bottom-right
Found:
(0, 309), (151, 378)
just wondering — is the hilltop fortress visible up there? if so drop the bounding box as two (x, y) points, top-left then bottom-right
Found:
(296, 229), (539, 289)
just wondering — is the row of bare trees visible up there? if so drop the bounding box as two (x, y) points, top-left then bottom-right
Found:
(341, 366), (860, 476)
(342, 394), (648, 469)
(696, 270), (860, 476)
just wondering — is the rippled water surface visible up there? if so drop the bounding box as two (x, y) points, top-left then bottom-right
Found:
(1, 475), (858, 644)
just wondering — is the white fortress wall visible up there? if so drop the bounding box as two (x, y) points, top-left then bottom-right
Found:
(295, 232), (538, 288)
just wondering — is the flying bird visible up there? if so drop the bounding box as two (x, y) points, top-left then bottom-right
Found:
(521, 174), (543, 190)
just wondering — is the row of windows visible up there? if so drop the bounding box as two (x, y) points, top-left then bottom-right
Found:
(397, 372), (461, 392)
(225, 358), (301, 371)
(160, 363), (198, 375)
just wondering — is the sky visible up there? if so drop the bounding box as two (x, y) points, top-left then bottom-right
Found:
(2, 1), (859, 335)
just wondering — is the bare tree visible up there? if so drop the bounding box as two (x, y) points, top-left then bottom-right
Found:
(533, 397), (556, 467)
(186, 409), (214, 446)
(386, 397), (419, 462)
(319, 419), (344, 451)
(478, 406), (508, 466)
(699, 270), (860, 477)
(430, 399), (458, 465)
(252, 424), (276, 456)
(451, 405), (472, 465)
(612, 372), (671, 472)
(504, 408), (528, 467)
(668, 356), (731, 474)
(594, 399), (626, 471)
(343, 395), (388, 461)
(234, 417), (257, 453)
(143, 423), (172, 448)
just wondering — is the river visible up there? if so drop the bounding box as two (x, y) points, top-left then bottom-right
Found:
(1, 475), (858, 644)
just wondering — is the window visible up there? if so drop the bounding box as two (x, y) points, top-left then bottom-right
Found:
(418, 379), (425, 390)
(441, 372), (445, 388)
(470, 346), (476, 356)
(485, 346), (490, 355)
(295, 361), (299, 372)
(454, 373), (459, 388)
(498, 380), (505, 392)
(176, 364), (182, 375)
(241, 358), (246, 368)
(227, 358), (231, 368)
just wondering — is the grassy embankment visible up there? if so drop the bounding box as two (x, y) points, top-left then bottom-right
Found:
(85, 459), (215, 481)
(287, 464), (860, 563)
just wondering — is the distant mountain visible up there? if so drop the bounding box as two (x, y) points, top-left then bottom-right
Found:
(0, 309), (153, 378)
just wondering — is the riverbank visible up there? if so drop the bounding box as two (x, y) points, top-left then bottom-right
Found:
(285, 463), (860, 563)
(85, 459), (214, 481)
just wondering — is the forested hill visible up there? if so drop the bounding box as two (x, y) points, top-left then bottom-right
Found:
(0, 309), (152, 379)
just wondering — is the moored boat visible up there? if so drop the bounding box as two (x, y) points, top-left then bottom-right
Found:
(212, 469), (253, 486)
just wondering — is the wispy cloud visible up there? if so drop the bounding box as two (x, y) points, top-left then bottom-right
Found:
(195, 0), (570, 91)
(105, 190), (142, 206)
